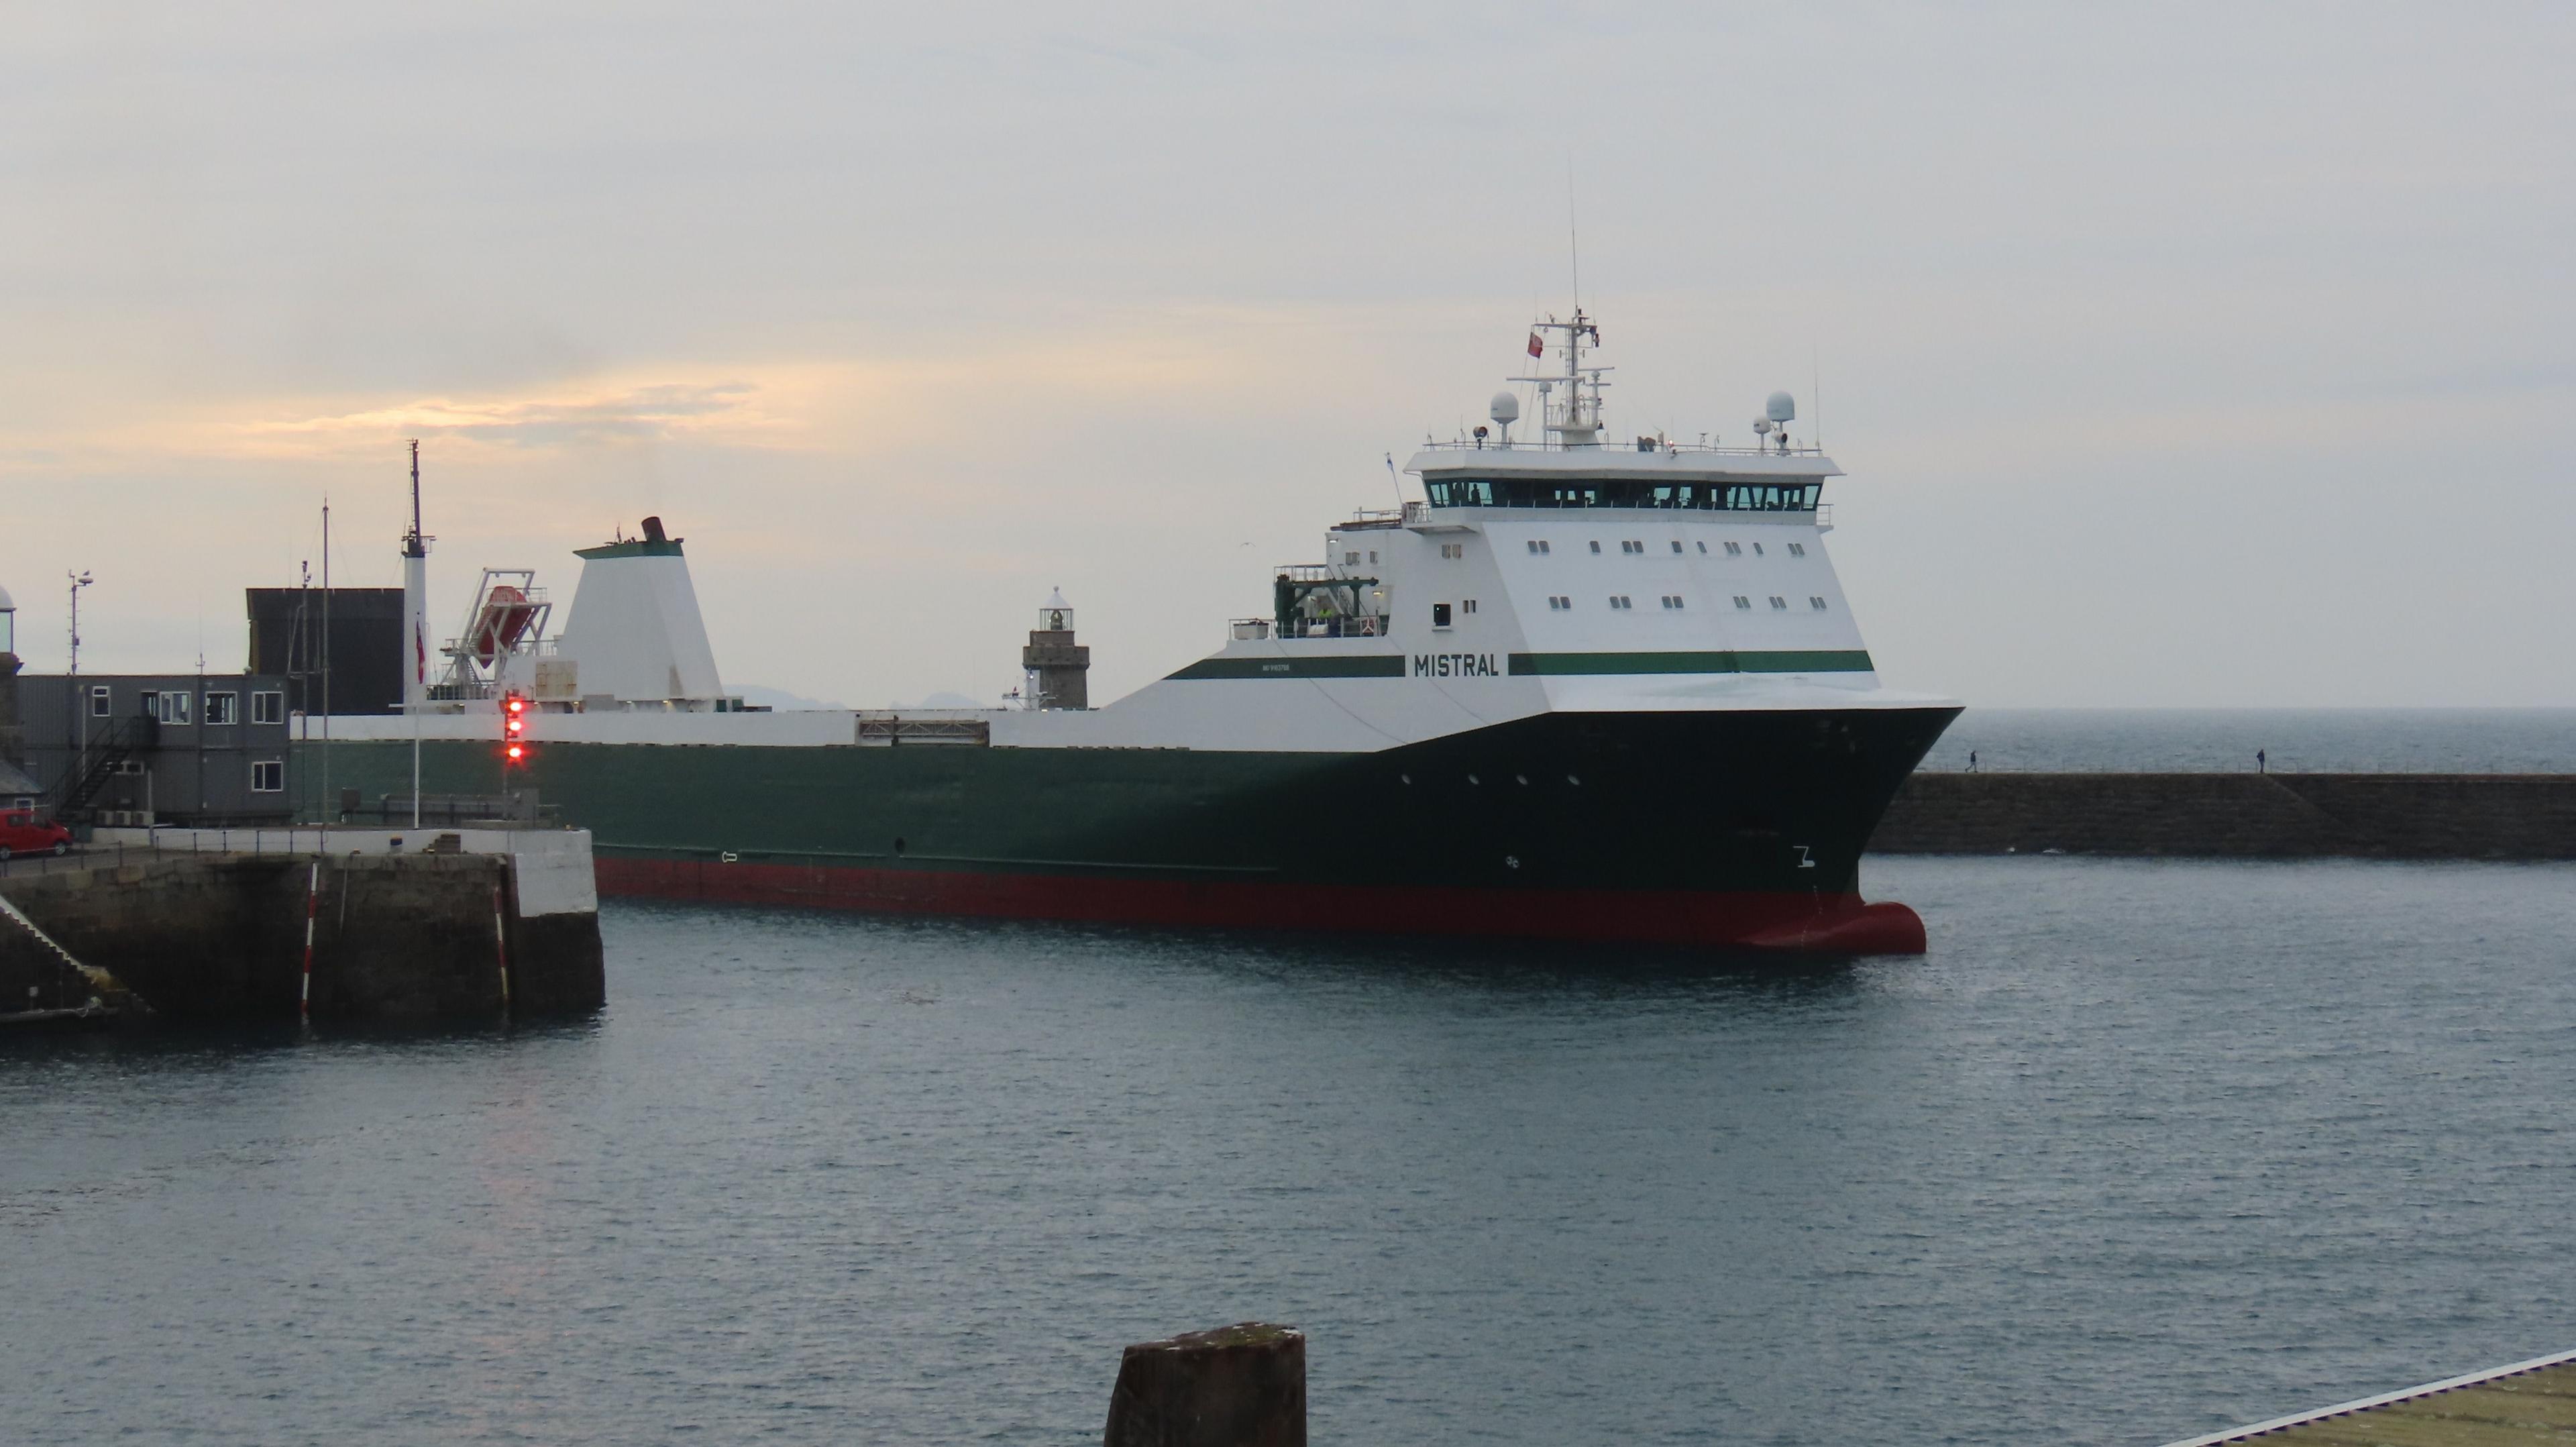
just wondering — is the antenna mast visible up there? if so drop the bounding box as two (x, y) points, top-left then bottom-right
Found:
(403, 439), (425, 559)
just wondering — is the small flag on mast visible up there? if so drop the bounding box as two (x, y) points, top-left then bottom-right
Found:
(1527, 332), (1544, 358)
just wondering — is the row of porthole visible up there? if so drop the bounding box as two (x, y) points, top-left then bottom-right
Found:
(1523, 539), (1808, 558)
(1399, 772), (1582, 786)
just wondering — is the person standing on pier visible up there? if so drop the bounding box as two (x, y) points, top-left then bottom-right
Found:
(2257, 749), (2267, 773)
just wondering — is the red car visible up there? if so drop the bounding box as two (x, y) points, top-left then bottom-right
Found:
(0, 810), (72, 859)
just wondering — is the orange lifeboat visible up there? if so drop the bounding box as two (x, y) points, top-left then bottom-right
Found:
(468, 584), (541, 667)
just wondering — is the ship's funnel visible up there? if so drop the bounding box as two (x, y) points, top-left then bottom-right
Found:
(547, 520), (726, 706)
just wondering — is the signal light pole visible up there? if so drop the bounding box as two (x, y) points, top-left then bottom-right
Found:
(501, 691), (527, 798)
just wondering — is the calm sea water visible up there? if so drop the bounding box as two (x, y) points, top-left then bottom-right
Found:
(1923, 708), (2576, 774)
(9, 860), (2576, 1446)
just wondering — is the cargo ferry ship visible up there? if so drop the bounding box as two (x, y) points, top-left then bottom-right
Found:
(303, 313), (1960, 951)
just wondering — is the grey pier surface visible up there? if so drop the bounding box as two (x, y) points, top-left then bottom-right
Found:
(1870, 773), (2576, 859)
(0, 826), (603, 1024)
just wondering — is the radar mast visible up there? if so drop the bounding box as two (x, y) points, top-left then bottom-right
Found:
(1508, 309), (1612, 448)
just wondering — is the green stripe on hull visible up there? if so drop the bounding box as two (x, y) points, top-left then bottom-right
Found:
(1166, 655), (1406, 680)
(1508, 649), (1874, 676)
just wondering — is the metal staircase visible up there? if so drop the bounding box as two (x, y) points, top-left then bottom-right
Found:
(53, 714), (158, 821)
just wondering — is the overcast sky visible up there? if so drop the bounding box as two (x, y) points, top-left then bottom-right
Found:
(4, 2), (2569, 708)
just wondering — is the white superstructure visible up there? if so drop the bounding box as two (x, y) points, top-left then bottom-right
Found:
(319, 310), (1949, 753)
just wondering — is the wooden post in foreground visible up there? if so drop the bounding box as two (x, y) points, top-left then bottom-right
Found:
(1104, 1322), (1305, 1447)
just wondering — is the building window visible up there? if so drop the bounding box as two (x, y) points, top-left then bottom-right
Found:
(252, 691), (284, 725)
(1460, 599), (1479, 615)
(1724, 541), (1743, 557)
(1733, 596), (1752, 609)
(1769, 596), (1788, 610)
(1810, 596), (1829, 610)
(160, 692), (193, 725)
(1589, 541), (1603, 554)
(1432, 602), (1453, 629)
(1526, 540), (1551, 555)
(205, 692), (238, 726)
(89, 686), (111, 717)
(1788, 543), (1807, 557)
(251, 760), (284, 793)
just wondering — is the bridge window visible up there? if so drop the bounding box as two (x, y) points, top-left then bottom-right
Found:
(1733, 596), (1752, 609)
(1609, 595), (1633, 610)
(1525, 540), (1550, 555)
(1724, 541), (1742, 557)
(1810, 596), (1829, 610)
(1421, 476), (1823, 512)
(1769, 596), (1788, 610)
(1589, 541), (1603, 553)
(1788, 543), (1807, 557)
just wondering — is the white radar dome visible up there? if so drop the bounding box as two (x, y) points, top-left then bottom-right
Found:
(0, 582), (14, 611)
(1765, 391), (1796, 424)
(1488, 392), (1520, 425)
(1752, 418), (1773, 435)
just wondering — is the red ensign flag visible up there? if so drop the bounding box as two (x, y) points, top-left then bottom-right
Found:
(1527, 332), (1544, 358)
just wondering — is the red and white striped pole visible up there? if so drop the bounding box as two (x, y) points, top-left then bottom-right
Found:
(491, 881), (511, 1012)
(299, 859), (320, 1021)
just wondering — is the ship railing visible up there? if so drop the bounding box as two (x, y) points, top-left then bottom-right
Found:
(1339, 507), (1408, 530)
(1419, 439), (1825, 456)
(1230, 619), (1273, 641)
(1282, 615), (1389, 641)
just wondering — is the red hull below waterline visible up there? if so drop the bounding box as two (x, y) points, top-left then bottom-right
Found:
(594, 857), (1929, 955)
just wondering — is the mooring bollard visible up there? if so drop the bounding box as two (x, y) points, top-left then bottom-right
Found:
(1104, 1322), (1304, 1447)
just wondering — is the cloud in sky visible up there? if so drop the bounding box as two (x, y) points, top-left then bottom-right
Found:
(1, 2), (2571, 706)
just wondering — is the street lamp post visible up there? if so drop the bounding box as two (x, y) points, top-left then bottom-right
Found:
(67, 571), (91, 775)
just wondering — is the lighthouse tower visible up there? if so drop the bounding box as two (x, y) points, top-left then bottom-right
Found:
(1020, 590), (1089, 710)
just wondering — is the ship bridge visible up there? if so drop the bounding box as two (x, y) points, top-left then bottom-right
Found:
(1407, 446), (1840, 515)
